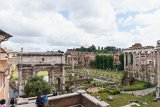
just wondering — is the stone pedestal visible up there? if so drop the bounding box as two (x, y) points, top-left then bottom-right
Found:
(19, 85), (25, 96)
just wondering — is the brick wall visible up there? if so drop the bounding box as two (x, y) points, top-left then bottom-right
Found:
(49, 95), (80, 107)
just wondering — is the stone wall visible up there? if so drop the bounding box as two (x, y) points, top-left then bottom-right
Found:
(49, 93), (80, 107)
(16, 90), (110, 107)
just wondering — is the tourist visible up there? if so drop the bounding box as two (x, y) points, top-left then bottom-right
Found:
(42, 94), (49, 107)
(0, 99), (6, 107)
(10, 97), (15, 106)
(53, 90), (57, 96)
(36, 96), (43, 107)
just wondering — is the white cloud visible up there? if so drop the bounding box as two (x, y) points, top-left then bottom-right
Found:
(112, 0), (160, 13)
(0, 0), (160, 52)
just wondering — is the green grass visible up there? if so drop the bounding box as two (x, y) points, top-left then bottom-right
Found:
(122, 80), (154, 91)
(12, 71), (18, 80)
(37, 71), (48, 76)
(12, 71), (48, 80)
(90, 92), (159, 107)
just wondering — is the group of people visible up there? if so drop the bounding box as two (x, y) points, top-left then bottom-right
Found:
(0, 97), (15, 107)
(36, 94), (48, 107)
(0, 99), (6, 107)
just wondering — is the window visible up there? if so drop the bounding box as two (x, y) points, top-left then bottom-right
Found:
(42, 58), (44, 61)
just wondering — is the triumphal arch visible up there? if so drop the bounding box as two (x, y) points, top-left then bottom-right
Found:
(17, 51), (66, 96)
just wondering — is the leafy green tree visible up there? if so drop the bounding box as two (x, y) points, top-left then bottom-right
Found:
(88, 44), (96, 52)
(108, 55), (114, 69)
(118, 54), (124, 70)
(101, 47), (104, 50)
(96, 55), (101, 69)
(104, 56), (108, 69)
(98, 46), (100, 50)
(24, 76), (52, 97)
(90, 55), (114, 70)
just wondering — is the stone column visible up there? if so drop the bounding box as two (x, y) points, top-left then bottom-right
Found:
(151, 52), (154, 73)
(128, 53), (131, 71)
(145, 51), (148, 82)
(71, 59), (75, 76)
(132, 52), (136, 78)
(18, 65), (24, 96)
(18, 65), (22, 86)
(155, 51), (157, 84)
(62, 65), (65, 91)
(138, 51), (141, 72)
(124, 52), (126, 71)
(156, 40), (160, 100)
(32, 65), (36, 77)
(51, 66), (55, 90)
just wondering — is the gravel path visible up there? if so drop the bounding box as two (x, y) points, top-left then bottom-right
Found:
(121, 87), (156, 96)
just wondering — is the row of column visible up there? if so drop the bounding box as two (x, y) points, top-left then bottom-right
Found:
(124, 51), (154, 72)
(124, 52), (135, 71)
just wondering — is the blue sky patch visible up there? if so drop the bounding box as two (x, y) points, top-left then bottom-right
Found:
(59, 10), (70, 19)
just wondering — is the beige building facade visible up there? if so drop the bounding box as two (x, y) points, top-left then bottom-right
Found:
(0, 29), (12, 102)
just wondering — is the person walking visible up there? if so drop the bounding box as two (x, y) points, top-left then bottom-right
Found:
(42, 94), (48, 107)
(36, 96), (43, 107)
(10, 97), (15, 107)
(0, 99), (6, 107)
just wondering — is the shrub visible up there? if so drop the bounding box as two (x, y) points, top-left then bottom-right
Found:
(24, 76), (52, 97)
(99, 88), (120, 95)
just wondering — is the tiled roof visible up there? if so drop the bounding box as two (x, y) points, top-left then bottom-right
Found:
(0, 48), (7, 53)
(0, 29), (12, 42)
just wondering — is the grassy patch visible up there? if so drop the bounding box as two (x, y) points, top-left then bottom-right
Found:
(90, 92), (159, 107)
(12, 71), (18, 80)
(37, 71), (48, 77)
(122, 80), (154, 91)
(12, 71), (48, 80)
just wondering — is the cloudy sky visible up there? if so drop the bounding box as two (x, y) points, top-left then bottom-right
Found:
(0, 0), (160, 52)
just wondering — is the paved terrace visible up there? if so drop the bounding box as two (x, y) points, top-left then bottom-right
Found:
(15, 90), (110, 107)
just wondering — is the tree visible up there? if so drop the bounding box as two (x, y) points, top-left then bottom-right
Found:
(90, 55), (114, 70)
(88, 44), (96, 52)
(118, 54), (124, 70)
(57, 50), (64, 53)
(108, 55), (114, 70)
(24, 76), (52, 97)
(98, 46), (100, 50)
(101, 47), (104, 50)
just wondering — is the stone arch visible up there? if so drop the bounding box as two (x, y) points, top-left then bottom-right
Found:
(17, 52), (66, 96)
